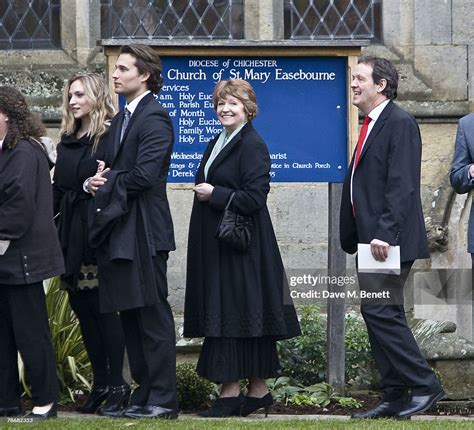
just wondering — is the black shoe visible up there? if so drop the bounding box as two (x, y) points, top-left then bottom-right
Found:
(351, 401), (402, 419)
(24, 403), (57, 420)
(240, 392), (273, 417)
(123, 404), (143, 414)
(98, 384), (131, 417)
(101, 404), (142, 418)
(397, 389), (445, 419)
(0, 406), (21, 417)
(76, 386), (109, 414)
(198, 394), (245, 418)
(124, 405), (178, 419)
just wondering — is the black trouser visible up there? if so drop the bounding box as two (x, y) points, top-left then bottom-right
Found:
(0, 282), (59, 407)
(120, 252), (177, 410)
(358, 262), (442, 401)
(68, 288), (126, 387)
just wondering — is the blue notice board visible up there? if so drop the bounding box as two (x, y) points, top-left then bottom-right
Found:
(122, 56), (348, 183)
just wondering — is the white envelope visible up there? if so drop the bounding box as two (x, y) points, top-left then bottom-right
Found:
(357, 243), (400, 275)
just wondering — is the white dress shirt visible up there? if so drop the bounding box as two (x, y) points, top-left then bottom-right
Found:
(125, 90), (151, 116)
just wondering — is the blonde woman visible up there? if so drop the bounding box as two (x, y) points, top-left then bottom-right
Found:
(53, 73), (129, 415)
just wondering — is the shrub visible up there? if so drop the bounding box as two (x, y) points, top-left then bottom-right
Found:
(277, 305), (327, 386)
(345, 313), (375, 386)
(271, 380), (362, 409)
(266, 376), (304, 402)
(278, 305), (375, 388)
(176, 362), (215, 411)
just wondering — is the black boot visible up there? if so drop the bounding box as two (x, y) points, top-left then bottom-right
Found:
(198, 394), (245, 418)
(99, 384), (131, 417)
(240, 392), (273, 417)
(76, 386), (109, 414)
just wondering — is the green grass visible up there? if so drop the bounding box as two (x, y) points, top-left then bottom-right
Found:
(1, 417), (472, 430)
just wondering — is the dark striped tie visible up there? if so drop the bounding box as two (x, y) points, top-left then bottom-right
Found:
(120, 108), (131, 142)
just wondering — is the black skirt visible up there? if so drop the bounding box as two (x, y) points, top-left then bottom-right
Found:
(196, 336), (281, 383)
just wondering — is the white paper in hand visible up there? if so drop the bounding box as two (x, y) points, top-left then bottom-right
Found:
(357, 243), (400, 275)
(0, 240), (11, 256)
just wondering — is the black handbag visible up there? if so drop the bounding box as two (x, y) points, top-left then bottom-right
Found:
(215, 192), (253, 251)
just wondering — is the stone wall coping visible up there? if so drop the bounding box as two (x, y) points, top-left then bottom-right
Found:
(398, 101), (470, 118)
(422, 334), (474, 360)
(99, 39), (370, 48)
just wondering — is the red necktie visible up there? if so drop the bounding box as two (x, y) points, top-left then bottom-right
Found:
(353, 115), (372, 171)
(352, 115), (372, 217)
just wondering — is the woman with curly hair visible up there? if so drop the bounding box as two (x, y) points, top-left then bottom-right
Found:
(53, 73), (128, 415)
(0, 86), (64, 419)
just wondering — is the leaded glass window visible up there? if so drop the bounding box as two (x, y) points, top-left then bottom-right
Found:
(101, 0), (243, 40)
(0, 0), (60, 49)
(284, 0), (381, 41)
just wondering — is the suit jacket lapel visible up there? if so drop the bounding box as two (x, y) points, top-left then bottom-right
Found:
(110, 110), (124, 164)
(111, 94), (153, 164)
(359, 100), (394, 161)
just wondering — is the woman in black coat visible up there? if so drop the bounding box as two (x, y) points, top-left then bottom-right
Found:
(53, 73), (128, 415)
(0, 86), (64, 419)
(184, 79), (300, 417)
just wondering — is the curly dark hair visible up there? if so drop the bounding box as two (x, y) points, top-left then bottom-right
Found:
(0, 86), (45, 149)
(119, 44), (164, 94)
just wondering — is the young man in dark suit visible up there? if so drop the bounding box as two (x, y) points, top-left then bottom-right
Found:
(339, 56), (444, 419)
(88, 44), (177, 419)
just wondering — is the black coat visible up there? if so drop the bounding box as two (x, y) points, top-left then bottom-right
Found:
(52, 133), (104, 289)
(0, 139), (64, 285)
(183, 122), (301, 339)
(91, 93), (175, 312)
(339, 101), (429, 262)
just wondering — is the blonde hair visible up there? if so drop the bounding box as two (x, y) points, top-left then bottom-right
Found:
(60, 73), (116, 152)
(212, 79), (258, 120)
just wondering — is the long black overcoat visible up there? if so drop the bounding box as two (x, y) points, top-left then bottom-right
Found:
(90, 93), (175, 312)
(0, 139), (64, 285)
(183, 122), (300, 339)
(53, 133), (105, 290)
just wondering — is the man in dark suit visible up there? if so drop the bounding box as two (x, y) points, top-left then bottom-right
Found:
(88, 44), (177, 419)
(340, 56), (443, 419)
(450, 114), (474, 265)
(450, 114), (474, 347)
